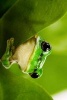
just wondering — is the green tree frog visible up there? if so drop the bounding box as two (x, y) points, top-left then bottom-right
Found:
(1, 35), (51, 78)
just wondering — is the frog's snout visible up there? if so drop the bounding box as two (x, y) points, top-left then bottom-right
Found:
(41, 41), (51, 52)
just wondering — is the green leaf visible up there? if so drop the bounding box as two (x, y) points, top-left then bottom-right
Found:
(0, 63), (53, 100)
(0, 0), (17, 18)
(0, 0), (67, 57)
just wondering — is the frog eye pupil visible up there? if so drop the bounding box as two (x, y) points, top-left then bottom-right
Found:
(41, 41), (51, 52)
(29, 72), (39, 78)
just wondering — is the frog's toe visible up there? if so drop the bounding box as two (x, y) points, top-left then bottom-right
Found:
(10, 38), (14, 45)
(7, 39), (11, 48)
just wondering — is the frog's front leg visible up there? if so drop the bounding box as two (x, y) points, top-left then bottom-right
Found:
(1, 38), (15, 69)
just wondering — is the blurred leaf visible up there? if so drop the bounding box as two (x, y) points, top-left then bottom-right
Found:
(35, 54), (67, 94)
(0, 0), (67, 57)
(34, 13), (67, 94)
(0, 0), (17, 18)
(0, 63), (53, 100)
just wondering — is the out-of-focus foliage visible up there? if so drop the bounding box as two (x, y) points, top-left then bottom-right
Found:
(34, 12), (67, 94)
(0, 0), (67, 57)
(0, 63), (53, 100)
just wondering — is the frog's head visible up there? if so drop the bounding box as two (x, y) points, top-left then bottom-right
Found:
(26, 36), (51, 78)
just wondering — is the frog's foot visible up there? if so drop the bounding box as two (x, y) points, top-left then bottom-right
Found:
(1, 38), (15, 69)
(6, 38), (15, 61)
(7, 38), (14, 53)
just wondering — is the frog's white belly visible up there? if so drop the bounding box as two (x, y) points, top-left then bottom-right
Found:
(12, 38), (35, 71)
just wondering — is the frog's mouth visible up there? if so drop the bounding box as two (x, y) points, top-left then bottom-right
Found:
(12, 36), (36, 72)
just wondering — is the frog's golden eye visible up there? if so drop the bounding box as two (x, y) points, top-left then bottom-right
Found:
(29, 72), (39, 78)
(41, 41), (51, 52)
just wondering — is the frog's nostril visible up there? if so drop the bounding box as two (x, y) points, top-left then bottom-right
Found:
(29, 72), (39, 78)
(41, 41), (51, 52)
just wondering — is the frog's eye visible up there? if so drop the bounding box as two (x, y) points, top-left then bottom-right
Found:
(41, 41), (51, 52)
(29, 72), (39, 78)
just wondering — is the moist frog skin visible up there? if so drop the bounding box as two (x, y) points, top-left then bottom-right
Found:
(1, 35), (51, 78)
